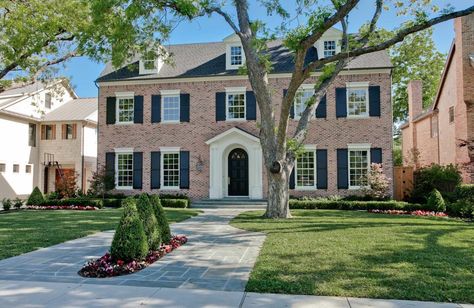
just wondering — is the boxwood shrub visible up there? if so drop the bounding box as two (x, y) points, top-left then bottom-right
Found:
(289, 199), (425, 211)
(40, 197), (103, 208)
(135, 194), (161, 250)
(161, 198), (188, 208)
(27, 187), (45, 205)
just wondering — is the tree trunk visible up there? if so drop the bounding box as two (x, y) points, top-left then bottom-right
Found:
(264, 165), (292, 218)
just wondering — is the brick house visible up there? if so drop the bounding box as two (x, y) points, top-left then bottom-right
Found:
(97, 29), (393, 201)
(401, 14), (474, 183)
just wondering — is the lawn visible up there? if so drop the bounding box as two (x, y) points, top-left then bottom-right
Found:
(0, 208), (200, 260)
(231, 210), (474, 303)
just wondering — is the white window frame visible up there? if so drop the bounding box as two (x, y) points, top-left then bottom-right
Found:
(226, 44), (245, 70)
(139, 52), (158, 75)
(12, 164), (20, 173)
(115, 148), (134, 190)
(115, 92), (135, 124)
(160, 147), (181, 190)
(323, 40), (337, 58)
(44, 92), (52, 109)
(225, 87), (246, 121)
(161, 90), (181, 123)
(294, 84), (315, 120)
(0, 162), (6, 173)
(346, 82), (370, 119)
(347, 143), (371, 190)
(295, 145), (317, 190)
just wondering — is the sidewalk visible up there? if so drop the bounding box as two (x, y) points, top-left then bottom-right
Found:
(0, 279), (471, 308)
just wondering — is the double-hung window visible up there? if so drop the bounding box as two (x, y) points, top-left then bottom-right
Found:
(295, 147), (316, 189)
(161, 90), (180, 123)
(116, 152), (133, 189)
(348, 146), (370, 189)
(294, 86), (314, 119)
(117, 96), (134, 123)
(29, 123), (36, 147)
(323, 40), (336, 57)
(161, 151), (180, 189)
(45, 93), (52, 109)
(230, 46), (243, 66)
(226, 88), (246, 120)
(347, 83), (369, 118)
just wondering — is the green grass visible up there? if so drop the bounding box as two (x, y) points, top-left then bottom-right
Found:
(231, 210), (474, 303)
(0, 208), (200, 260)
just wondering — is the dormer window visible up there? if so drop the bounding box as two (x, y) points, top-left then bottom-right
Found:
(226, 44), (245, 70)
(139, 51), (158, 74)
(323, 40), (336, 57)
(315, 28), (342, 59)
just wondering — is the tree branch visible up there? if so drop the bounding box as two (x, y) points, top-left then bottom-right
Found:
(204, 7), (241, 35)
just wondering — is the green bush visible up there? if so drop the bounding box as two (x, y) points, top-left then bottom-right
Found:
(110, 199), (148, 262)
(289, 199), (425, 211)
(100, 198), (123, 208)
(1, 198), (12, 211)
(40, 197), (103, 208)
(426, 189), (446, 212)
(135, 194), (161, 250)
(161, 198), (188, 208)
(411, 164), (462, 203)
(13, 198), (23, 209)
(455, 184), (474, 200)
(27, 187), (44, 205)
(447, 199), (474, 219)
(150, 195), (172, 243)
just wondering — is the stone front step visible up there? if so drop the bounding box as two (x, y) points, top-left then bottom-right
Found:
(191, 198), (267, 208)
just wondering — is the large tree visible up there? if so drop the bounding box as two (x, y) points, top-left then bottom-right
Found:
(88, 0), (474, 218)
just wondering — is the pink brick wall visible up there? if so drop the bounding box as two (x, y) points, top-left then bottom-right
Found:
(98, 73), (393, 200)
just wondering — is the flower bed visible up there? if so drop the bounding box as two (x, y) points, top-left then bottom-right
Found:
(78, 235), (187, 278)
(27, 205), (99, 211)
(368, 209), (448, 217)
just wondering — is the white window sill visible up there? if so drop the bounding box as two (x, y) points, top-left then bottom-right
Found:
(295, 186), (317, 191)
(162, 120), (180, 124)
(116, 186), (134, 190)
(115, 121), (134, 125)
(226, 118), (246, 122)
(160, 187), (180, 191)
(347, 115), (370, 119)
(348, 186), (369, 190)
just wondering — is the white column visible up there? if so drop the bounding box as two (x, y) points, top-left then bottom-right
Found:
(250, 145), (263, 199)
(209, 145), (222, 199)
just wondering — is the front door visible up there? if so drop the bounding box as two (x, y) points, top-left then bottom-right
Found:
(228, 148), (249, 196)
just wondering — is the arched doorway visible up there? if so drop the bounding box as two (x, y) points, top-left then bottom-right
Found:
(227, 148), (249, 196)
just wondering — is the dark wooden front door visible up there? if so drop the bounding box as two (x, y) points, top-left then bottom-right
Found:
(228, 148), (249, 196)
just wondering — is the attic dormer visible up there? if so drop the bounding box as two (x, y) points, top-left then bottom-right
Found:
(139, 49), (165, 75)
(315, 27), (343, 59)
(224, 34), (245, 70)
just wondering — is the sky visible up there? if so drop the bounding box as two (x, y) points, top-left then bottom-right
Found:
(62, 0), (468, 98)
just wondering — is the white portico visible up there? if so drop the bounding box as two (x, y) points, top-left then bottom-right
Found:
(206, 127), (263, 199)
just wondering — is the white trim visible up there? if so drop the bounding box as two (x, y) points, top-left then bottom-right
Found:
(206, 127), (259, 145)
(225, 87), (247, 92)
(295, 145), (317, 190)
(293, 85), (315, 120)
(347, 143), (371, 149)
(160, 151), (180, 191)
(161, 93), (181, 123)
(347, 146), (371, 190)
(160, 89), (180, 95)
(160, 146), (181, 152)
(225, 90), (246, 121)
(226, 44), (246, 70)
(116, 96), (135, 124)
(346, 86), (369, 119)
(115, 91), (135, 97)
(97, 69), (392, 87)
(346, 82), (370, 88)
(115, 151), (134, 190)
(114, 147), (134, 153)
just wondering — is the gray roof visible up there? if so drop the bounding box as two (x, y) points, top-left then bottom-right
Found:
(43, 98), (98, 122)
(0, 82), (48, 97)
(98, 40), (392, 82)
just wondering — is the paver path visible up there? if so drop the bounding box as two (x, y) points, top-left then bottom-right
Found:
(0, 209), (265, 291)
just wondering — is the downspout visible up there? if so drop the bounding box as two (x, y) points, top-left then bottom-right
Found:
(436, 110), (440, 164)
(81, 122), (85, 193)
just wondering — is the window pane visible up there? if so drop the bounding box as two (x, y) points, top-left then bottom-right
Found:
(29, 124), (36, 147)
(324, 40), (336, 57)
(0, 164), (5, 172)
(45, 93), (51, 109)
(163, 153), (180, 188)
(230, 46), (242, 65)
(296, 151), (316, 187)
(227, 93), (245, 119)
(347, 88), (368, 116)
(294, 90), (314, 117)
(118, 98), (134, 122)
(117, 153), (133, 187)
(25, 165), (32, 173)
(13, 164), (19, 173)
(349, 150), (368, 187)
(163, 95), (180, 121)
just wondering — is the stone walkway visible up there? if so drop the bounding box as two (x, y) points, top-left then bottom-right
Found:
(0, 209), (265, 291)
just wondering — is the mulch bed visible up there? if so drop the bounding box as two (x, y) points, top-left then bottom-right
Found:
(27, 205), (99, 210)
(368, 209), (448, 217)
(78, 235), (188, 278)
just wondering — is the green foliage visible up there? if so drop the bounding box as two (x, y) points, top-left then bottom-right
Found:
(150, 195), (172, 243)
(289, 199), (425, 211)
(27, 187), (45, 205)
(426, 189), (446, 212)
(455, 184), (474, 200)
(135, 194), (161, 250)
(87, 167), (115, 198)
(411, 164), (462, 203)
(13, 198), (23, 210)
(1, 198), (12, 211)
(161, 199), (189, 208)
(362, 163), (391, 200)
(41, 197), (103, 208)
(447, 199), (474, 220)
(110, 199), (148, 262)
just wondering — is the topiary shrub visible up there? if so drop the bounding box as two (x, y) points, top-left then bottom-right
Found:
(27, 187), (44, 205)
(150, 195), (171, 243)
(110, 198), (148, 262)
(426, 189), (446, 212)
(136, 194), (161, 250)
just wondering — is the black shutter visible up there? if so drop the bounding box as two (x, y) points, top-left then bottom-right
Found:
(105, 152), (115, 179)
(246, 91), (257, 120)
(335, 88), (347, 118)
(284, 89), (294, 119)
(134, 96), (143, 124)
(106, 97), (116, 124)
(337, 149), (349, 189)
(150, 151), (160, 189)
(179, 151), (190, 189)
(180, 93), (190, 122)
(316, 149), (328, 189)
(216, 92), (226, 121)
(289, 168), (295, 189)
(369, 86), (381, 117)
(151, 95), (161, 123)
(133, 152), (143, 189)
(316, 95), (327, 118)
(371, 148), (382, 164)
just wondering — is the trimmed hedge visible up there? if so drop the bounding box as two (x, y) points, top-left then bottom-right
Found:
(161, 198), (188, 208)
(427, 189), (446, 212)
(289, 200), (425, 211)
(135, 194), (161, 250)
(150, 195), (172, 243)
(27, 187), (44, 205)
(40, 197), (103, 208)
(100, 198), (123, 208)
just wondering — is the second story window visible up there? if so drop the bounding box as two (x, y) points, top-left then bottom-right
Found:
(29, 123), (36, 147)
(25, 165), (32, 173)
(45, 93), (52, 109)
(41, 124), (55, 140)
(323, 40), (336, 57)
(294, 87), (314, 119)
(226, 91), (246, 120)
(347, 87), (369, 117)
(230, 46), (243, 66)
(13, 164), (19, 173)
(62, 124), (76, 140)
(117, 97), (134, 123)
(0, 163), (5, 173)
(162, 94), (180, 122)
(449, 106), (454, 123)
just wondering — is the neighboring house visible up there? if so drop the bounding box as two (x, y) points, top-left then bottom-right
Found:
(96, 29), (393, 201)
(401, 14), (474, 183)
(0, 80), (98, 199)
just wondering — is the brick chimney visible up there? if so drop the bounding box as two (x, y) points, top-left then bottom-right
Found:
(408, 80), (423, 121)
